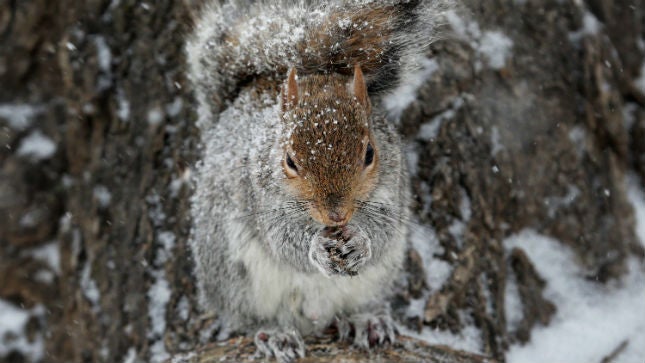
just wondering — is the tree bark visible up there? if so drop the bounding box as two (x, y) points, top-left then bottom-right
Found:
(168, 335), (494, 363)
(1, 0), (643, 363)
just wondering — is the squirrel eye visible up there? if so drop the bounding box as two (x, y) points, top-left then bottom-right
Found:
(364, 143), (374, 166)
(286, 154), (298, 172)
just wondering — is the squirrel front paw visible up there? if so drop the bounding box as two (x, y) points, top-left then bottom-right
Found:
(309, 225), (372, 277)
(254, 328), (305, 363)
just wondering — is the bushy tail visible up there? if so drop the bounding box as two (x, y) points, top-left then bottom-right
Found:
(187, 0), (450, 120)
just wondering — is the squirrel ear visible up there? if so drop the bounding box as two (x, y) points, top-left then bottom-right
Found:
(351, 64), (371, 114)
(282, 67), (299, 112)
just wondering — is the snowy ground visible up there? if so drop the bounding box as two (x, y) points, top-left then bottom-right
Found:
(403, 174), (645, 363)
(502, 176), (645, 363)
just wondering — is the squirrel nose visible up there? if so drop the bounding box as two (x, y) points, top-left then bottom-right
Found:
(327, 211), (347, 225)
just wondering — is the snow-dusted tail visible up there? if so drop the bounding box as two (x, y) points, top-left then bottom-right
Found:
(186, 0), (451, 127)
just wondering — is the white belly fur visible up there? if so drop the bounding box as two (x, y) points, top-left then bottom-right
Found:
(237, 236), (401, 331)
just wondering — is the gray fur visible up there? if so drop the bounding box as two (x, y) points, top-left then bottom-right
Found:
(186, 0), (452, 125)
(187, 0), (450, 359)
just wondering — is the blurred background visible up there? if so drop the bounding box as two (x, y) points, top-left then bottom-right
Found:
(1, 0), (644, 362)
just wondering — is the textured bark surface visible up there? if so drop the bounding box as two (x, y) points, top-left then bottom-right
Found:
(168, 335), (494, 363)
(1, 1), (644, 363)
(1, 1), (200, 362)
(396, 1), (645, 359)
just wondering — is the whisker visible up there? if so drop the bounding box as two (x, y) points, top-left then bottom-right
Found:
(354, 200), (420, 231)
(356, 205), (399, 226)
(233, 200), (309, 221)
(361, 201), (419, 225)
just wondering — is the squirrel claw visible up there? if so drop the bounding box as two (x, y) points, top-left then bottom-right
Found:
(333, 315), (352, 342)
(349, 312), (397, 349)
(254, 328), (305, 363)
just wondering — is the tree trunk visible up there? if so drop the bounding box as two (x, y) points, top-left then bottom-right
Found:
(0, 1), (643, 363)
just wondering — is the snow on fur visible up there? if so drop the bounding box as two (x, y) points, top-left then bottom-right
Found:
(186, 0), (452, 129)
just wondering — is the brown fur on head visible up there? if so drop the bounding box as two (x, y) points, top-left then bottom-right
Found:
(281, 66), (378, 227)
(282, 66), (378, 226)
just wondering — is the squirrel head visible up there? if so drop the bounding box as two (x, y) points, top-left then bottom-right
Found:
(280, 65), (378, 227)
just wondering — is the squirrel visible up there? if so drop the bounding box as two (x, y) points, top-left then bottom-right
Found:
(187, 0), (449, 361)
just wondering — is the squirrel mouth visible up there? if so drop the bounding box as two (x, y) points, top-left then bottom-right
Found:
(310, 203), (354, 227)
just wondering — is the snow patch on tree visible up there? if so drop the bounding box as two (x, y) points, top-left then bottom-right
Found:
(568, 10), (602, 43)
(17, 130), (57, 161)
(93, 185), (112, 208)
(0, 301), (45, 361)
(445, 10), (513, 71)
(478, 31), (513, 70)
(81, 262), (101, 309)
(383, 58), (439, 119)
(0, 104), (43, 130)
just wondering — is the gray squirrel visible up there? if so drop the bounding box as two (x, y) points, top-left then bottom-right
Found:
(186, 0), (449, 361)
